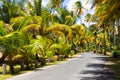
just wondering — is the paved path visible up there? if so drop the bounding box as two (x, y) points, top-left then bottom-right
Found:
(7, 52), (115, 80)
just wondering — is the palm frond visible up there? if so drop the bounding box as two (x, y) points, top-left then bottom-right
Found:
(0, 21), (7, 36)
(48, 44), (62, 50)
(18, 16), (31, 31)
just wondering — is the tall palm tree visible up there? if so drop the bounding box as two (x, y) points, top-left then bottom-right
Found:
(85, 13), (92, 22)
(73, 1), (83, 15)
(72, 1), (85, 23)
(26, 0), (42, 16)
(88, 0), (120, 50)
(47, 0), (64, 13)
(57, 7), (74, 24)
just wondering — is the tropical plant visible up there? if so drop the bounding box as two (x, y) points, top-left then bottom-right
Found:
(72, 1), (85, 23)
(0, 0), (26, 23)
(24, 0), (42, 16)
(88, 0), (120, 49)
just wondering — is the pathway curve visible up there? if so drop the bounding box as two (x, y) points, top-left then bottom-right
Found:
(7, 52), (115, 80)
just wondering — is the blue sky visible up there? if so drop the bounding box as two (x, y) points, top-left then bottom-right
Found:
(63, 0), (95, 26)
(42, 0), (95, 27)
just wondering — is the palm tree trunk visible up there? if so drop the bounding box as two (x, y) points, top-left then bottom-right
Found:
(108, 28), (111, 51)
(8, 55), (14, 73)
(116, 19), (120, 49)
(103, 28), (106, 55)
(20, 62), (25, 70)
(118, 18), (120, 49)
(113, 28), (116, 47)
(35, 0), (42, 16)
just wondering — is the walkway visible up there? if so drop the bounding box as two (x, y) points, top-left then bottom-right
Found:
(7, 52), (115, 80)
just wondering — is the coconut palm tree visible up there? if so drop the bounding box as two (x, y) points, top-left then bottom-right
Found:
(47, 0), (64, 13)
(70, 24), (89, 52)
(87, 0), (120, 50)
(0, 0), (26, 23)
(0, 30), (24, 73)
(57, 8), (70, 24)
(72, 1), (85, 23)
(84, 13), (92, 22)
(46, 23), (70, 41)
(25, 0), (42, 16)
(0, 14), (43, 72)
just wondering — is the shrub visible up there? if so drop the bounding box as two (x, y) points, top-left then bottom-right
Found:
(112, 50), (120, 58)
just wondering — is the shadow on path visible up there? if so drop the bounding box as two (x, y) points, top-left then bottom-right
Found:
(79, 56), (115, 80)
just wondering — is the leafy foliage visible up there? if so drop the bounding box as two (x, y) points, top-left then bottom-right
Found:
(0, 0), (94, 73)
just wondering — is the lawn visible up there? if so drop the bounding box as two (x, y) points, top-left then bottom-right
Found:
(0, 65), (19, 80)
(0, 65), (29, 80)
(0, 58), (68, 80)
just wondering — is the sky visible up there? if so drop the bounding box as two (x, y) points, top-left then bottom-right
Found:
(42, 0), (95, 27)
(65, 0), (95, 26)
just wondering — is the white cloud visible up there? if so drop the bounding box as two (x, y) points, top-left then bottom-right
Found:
(42, 0), (49, 7)
(67, 0), (78, 11)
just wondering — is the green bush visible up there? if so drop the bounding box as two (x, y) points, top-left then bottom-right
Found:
(112, 50), (120, 58)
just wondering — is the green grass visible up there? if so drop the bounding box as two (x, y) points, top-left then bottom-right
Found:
(0, 58), (68, 80)
(0, 65), (11, 80)
(0, 65), (19, 80)
(0, 65), (33, 80)
(0, 54), (78, 80)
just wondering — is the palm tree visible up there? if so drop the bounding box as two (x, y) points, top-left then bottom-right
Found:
(72, 1), (84, 23)
(0, 31), (24, 73)
(65, 15), (74, 26)
(26, 0), (42, 16)
(88, 0), (120, 50)
(56, 7), (76, 25)
(70, 24), (89, 52)
(46, 23), (70, 41)
(85, 13), (92, 22)
(0, 14), (43, 72)
(0, 16), (36, 72)
(47, 0), (64, 13)
(0, 0), (26, 23)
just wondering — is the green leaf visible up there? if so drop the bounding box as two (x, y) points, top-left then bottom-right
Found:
(18, 16), (31, 31)
(0, 24), (7, 36)
(49, 44), (62, 50)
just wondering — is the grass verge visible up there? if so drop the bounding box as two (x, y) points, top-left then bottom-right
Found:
(0, 58), (69, 80)
(0, 65), (34, 80)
